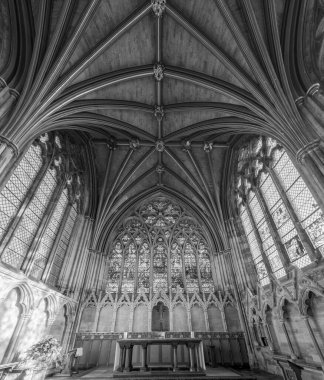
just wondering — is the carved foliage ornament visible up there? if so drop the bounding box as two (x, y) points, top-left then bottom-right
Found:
(151, 0), (166, 17)
(153, 63), (165, 81)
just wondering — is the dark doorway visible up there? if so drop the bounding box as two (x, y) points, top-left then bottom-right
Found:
(152, 301), (169, 331)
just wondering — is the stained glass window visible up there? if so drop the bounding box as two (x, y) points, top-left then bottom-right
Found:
(107, 241), (123, 292)
(122, 242), (136, 292)
(106, 197), (214, 294)
(1, 167), (57, 268)
(248, 191), (285, 279)
(153, 243), (168, 292)
(30, 189), (69, 279)
(138, 242), (150, 290)
(273, 150), (324, 261)
(240, 206), (269, 285)
(184, 244), (199, 292)
(0, 144), (43, 243)
(170, 242), (183, 289)
(47, 204), (78, 287)
(198, 243), (213, 291)
(236, 136), (321, 285)
(260, 169), (310, 268)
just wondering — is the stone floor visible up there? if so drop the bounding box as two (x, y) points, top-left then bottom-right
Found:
(54, 366), (283, 380)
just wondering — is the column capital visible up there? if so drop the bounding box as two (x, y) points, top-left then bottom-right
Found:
(0, 135), (19, 157)
(306, 83), (320, 97)
(296, 139), (321, 164)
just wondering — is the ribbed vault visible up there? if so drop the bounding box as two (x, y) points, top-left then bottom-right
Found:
(0, 0), (322, 255)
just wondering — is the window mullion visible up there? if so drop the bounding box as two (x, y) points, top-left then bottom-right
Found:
(134, 247), (139, 294)
(167, 243), (171, 294)
(41, 203), (72, 284)
(268, 167), (321, 262)
(149, 245), (154, 296)
(180, 247), (188, 294)
(0, 157), (50, 254)
(119, 248), (126, 294)
(254, 188), (290, 269)
(195, 249), (203, 294)
(245, 203), (272, 276)
(22, 180), (65, 275)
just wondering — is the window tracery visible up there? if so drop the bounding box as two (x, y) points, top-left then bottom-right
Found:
(236, 136), (323, 285)
(0, 133), (83, 290)
(106, 197), (214, 294)
(0, 144), (43, 242)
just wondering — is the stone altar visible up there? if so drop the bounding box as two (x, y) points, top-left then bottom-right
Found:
(113, 335), (206, 377)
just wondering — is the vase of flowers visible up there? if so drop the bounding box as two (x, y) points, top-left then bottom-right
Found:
(18, 336), (64, 380)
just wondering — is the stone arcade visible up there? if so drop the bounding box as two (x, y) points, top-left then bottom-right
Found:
(1, 0), (324, 379)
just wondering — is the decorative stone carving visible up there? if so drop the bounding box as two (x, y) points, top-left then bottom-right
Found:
(151, 0), (166, 17)
(203, 142), (213, 153)
(156, 165), (165, 173)
(155, 140), (165, 152)
(154, 105), (164, 121)
(129, 138), (140, 150)
(153, 63), (165, 81)
(182, 140), (192, 152)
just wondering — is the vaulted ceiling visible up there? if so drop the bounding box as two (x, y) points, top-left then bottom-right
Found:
(0, 0), (322, 253)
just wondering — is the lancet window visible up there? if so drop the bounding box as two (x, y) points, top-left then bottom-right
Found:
(236, 136), (324, 285)
(106, 197), (214, 294)
(0, 133), (83, 289)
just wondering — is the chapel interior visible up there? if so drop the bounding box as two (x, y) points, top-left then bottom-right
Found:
(1, 0), (324, 379)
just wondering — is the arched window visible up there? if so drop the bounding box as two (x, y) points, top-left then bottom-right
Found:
(47, 203), (78, 287)
(1, 166), (58, 268)
(236, 136), (323, 285)
(0, 144), (43, 242)
(30, 188), (69, 279)
(105, 197), (214, 294)
(0, 133), (82, 290)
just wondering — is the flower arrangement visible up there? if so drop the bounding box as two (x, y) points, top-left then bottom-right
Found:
(19, 336), (64, 370)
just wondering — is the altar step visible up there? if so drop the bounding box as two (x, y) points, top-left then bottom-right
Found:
(55, 366), (258, 380)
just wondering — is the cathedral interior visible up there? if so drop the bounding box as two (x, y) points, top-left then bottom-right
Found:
(1, 0), (324, 379)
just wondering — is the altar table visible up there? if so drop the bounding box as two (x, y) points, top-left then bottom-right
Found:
(113, 337), (206, 376)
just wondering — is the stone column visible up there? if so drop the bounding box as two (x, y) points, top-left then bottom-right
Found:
(172, 343), (178, 371)
(198, 341), (206, 371)
(280, 319), (298, 360)
(140, 343), (148, 372)
(118, 344), (126, 372)
(194, 344), (200, 371)
(125, 344), (133, 372)
(188, 343), (195, 372)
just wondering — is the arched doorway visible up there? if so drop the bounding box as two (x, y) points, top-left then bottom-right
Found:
(152, 302), (169, 331)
